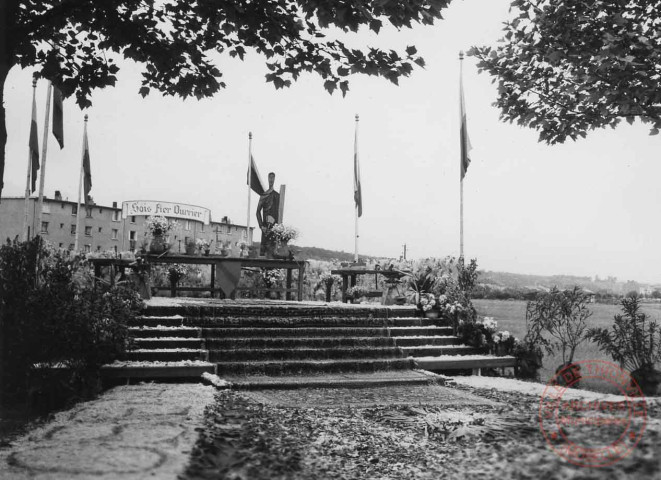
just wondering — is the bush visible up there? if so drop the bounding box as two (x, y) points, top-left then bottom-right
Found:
(0, 238), (142, 406)
(525, 286), (592, 380)
(589, 295), (661, 375)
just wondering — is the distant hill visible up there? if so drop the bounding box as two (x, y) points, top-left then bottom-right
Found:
(279, 244), (656, 295)
(289, 244), (380, 263)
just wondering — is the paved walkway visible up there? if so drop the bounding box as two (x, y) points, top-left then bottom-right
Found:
(0, 383), (215, 480)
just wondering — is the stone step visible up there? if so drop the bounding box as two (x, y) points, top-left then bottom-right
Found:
(401, 345), (485, 357)
(392, 336), (460, 347)
(222, 370), (442, 390)
(389, 326), (453, 336)
(134, 338), (204, 349)
(129, 327), (200, 338)
(414, 355), (517, 371)
(200, 327), (390, 338)
(126, 349), (206, 362)
(215, 358), (414, 376)
(204, 336), (396, 349)
(208, 346), (403, 362)
(144, 304), (417, 319)
(130, 316), (185, 327)
(101, 363), (214, 380)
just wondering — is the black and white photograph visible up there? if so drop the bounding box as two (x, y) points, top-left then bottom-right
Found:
(0, 0), (660, 478)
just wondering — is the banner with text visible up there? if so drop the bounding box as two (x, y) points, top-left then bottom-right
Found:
(122, 200), (211, 225)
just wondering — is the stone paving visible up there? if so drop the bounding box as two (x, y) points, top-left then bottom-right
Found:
(0, 383), (215, 480)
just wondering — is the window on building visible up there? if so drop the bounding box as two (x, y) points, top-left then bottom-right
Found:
(201, 223), (205, 232)
(129, 231), (137, 252)
(242, 229), (247, 239)
(41, 222), (49, 233)
(96, 245), (101, 252)
(86, 207), (93, 218)
(85, 226), (92, 236)
(58, 243), (63, 248)
(68, 243), (75, 251)
(42, 203), (50, 214)
(130, 216), (136, 223)
(185, 220), (191, 231)
(72, 204), (78, 215)
(98, 208), (103, 214)
(112, 211), (120, 221)
(84, 244), (91, 253)
(70, 224), (76, 235)
(111, 229), (118, 240)
(60, 223), (64, 229)
(98, 227), (102, 233)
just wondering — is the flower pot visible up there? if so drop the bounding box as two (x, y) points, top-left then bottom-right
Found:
(204, 249), (210, 256)
(185, 243), (197, 255)
(631, 367), (661, 396)
(424, 310), (440, 319)
(493, 344), (508, 357)
(149, 235), (168, 254)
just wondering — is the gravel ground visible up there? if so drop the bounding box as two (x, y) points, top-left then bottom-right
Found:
(183, 382), (661, 480)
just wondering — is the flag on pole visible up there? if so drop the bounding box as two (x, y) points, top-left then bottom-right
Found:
(52, 86), (64, 149)
(29, 90), (40, 192)
(247, 154), (265, 195)
(82, 126), (92, 204)
(354, 115), (362, 217)
(459, 58), (472, 180)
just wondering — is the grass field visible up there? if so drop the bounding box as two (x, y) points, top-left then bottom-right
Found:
(473, 299), (661, 393)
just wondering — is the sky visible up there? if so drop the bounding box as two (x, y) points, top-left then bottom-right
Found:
(3, 0), (661, 284)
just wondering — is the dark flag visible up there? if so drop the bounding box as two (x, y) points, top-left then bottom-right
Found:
(52, 86), (64, 149)
(83, 125), (92, 203)
(459, 60), (472, 180)
(354, 115), (362, 217)
(247, 154), (265, 195)
(29, 89), (40, 192)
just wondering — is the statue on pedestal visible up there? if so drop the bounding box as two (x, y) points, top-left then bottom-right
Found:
(256, 172), (280, 256)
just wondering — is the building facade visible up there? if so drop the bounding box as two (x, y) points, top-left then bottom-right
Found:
(0, 193), (253, 255)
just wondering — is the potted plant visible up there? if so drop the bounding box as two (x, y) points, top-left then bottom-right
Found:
(166, 264), (188, 297)
(492, 330), (516, 356)
(589, 295), (661, 396)
(347, 285), (369, 302)
(264, 223), (299, 259)
(196, 238), (212, 256)
(185, 239), (197, 255)
(145, 215), (176, 254)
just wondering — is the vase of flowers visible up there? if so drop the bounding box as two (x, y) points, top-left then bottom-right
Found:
(196, 238), (212, 256)
(166, 264), (188, 297)
(264, 223), (298, 259)
(145, 215), (176, 254)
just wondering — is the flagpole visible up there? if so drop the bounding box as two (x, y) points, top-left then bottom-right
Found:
(459, 51), (465, 258)
(246, 132), (252, 246)
(23, 79), (37, 241)
(74, 115), (88, 251)
(354, 114), (359, 263)
(36, 81), (52, 237)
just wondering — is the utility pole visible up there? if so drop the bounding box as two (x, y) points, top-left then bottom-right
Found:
(402, 243), (407, 261)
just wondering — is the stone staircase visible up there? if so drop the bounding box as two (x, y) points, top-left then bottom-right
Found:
(101, 300), (516, 387)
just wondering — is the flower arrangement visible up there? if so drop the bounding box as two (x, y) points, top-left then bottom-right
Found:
(458, 316), (498, 349)
(420, 293), (437, 312)
(347, 285), (369, 299)
(261, 268), (284, 286)
(196, 238), (212, 252)
(166, 264), (188, 283)
(492, 330), (517, 356)
(265, 223), (299, 246)
(145, 215), (177, 237)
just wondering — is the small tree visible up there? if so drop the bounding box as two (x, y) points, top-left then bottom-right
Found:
(526, 286), (592, 367)
(589, 296), (661, 375)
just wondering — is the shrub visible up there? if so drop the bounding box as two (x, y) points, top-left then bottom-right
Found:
(525, 286), (592, 369)
(588, 295), (661, 375)
(0, 238), (142, 406)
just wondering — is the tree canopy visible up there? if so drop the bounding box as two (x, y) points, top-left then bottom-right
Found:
(0, 0), (450, 196)
(469, 0), (661, 144)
